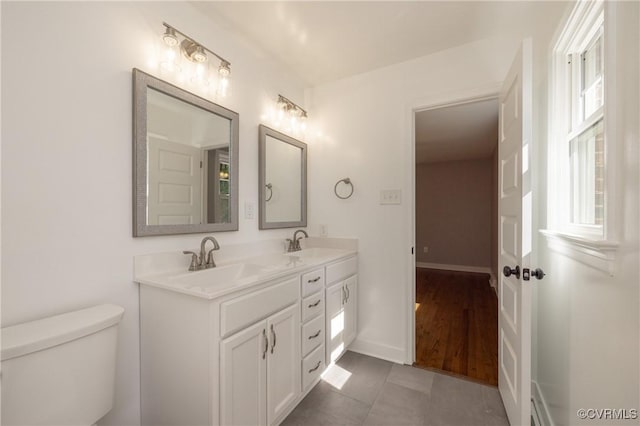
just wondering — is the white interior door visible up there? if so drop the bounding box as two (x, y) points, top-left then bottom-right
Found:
(147, 135), (202, 225)
(498, 38), (533, 426)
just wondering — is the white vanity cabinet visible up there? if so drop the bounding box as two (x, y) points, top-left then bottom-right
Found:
(221, 303), (300, 426)
(325, 257), (358, 364)
(137, 248), (358, 426)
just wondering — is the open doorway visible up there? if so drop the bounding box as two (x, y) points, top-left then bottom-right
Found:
(413, 98), (499, 386)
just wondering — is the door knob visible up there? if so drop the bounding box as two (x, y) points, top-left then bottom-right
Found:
(503, 265), (520, 279)
(523, 267), (546, 281)
(531, 268), (545, 280)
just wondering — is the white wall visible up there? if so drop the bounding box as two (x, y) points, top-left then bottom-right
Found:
(1, 2), (306, 425)
(415, 158), (493, 268)
(305, 36), (522, 362)
(534, 2), (640, 424)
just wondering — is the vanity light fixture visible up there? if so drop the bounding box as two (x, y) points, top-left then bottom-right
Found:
(277, 94), (308, 129)
(160, 22), (232, 97)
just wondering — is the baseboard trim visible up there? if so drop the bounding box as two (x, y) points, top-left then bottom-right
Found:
(532, 380), (554, 426)
(416, 262), (492, 275)
(417, 262), (496, 293)
(348, 338), (406, 364)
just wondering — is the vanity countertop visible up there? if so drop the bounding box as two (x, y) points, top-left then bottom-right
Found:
(135, 247), (357, 300)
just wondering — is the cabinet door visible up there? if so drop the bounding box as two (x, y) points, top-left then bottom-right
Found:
(266, 304), (301, 425)
(221, 320), (268, 426)
(343, 275), (358, 346)
(325, 281), (346, 364)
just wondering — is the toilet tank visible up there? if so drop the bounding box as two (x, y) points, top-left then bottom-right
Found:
(1, 304), (125, 425)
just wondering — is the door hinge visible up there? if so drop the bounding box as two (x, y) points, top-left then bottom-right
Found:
(200, 161), (203, 168)
(411, 247), (414, 255)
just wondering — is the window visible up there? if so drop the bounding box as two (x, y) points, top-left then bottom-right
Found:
(548, 1), (606, 240)
(543, 0), (619, 274)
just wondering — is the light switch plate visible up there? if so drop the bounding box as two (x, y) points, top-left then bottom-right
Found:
(380, 189), (402, 205)
(244, 202), (255, 219)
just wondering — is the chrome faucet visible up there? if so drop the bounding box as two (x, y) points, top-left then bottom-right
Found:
(287, 229), (308, 252)
(183, 236), (220, 271)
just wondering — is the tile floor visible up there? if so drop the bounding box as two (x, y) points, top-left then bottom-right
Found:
(282, 351), (509, 426)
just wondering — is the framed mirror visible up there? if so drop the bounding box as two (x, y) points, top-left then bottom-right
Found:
(259, 125), (307, 229)
(133, 68), (239, 236)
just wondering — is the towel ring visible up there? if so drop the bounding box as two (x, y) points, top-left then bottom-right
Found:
(334, 178), (354, 199)
(265, 183), (273, 202)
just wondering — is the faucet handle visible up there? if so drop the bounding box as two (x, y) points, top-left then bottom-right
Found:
(286, 238), (295, 253)
(183, 251), (199, 271)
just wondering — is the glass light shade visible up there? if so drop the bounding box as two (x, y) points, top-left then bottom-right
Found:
(160, 44), (181, 74)
(162, 27), (179, 47)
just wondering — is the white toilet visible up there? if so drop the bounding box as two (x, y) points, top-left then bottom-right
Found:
(1, 304), (125, 425)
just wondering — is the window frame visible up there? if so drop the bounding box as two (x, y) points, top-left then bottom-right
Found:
(543, 0), (619, 274)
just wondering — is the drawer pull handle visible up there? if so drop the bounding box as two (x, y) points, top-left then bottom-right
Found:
(308, 361), (322, 373)
(308, 330), (321, 339)
(308, 276), (321, 283)
(308, 299), (321, 308)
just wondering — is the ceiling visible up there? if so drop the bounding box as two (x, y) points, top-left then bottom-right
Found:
(193, 1), (569, 86)
(415, 98), (498, 164)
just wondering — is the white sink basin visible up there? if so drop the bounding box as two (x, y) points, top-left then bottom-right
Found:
(285, 248), (345, 260)
(167, 263), (266, 289)
(136, 245), (356, 299)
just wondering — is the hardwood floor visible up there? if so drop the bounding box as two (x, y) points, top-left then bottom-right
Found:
(414, 268), (498, 386)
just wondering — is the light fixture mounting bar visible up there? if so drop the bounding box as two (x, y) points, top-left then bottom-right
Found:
(162, 22), (231, 66)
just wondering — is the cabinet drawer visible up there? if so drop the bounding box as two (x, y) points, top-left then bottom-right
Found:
(301, 315), (324, 357)
(220, 277), (298, 337)
(302, 292), (324, 322)
(302, 344), (325, 391)
(301, 268), (325, 297)
(326, 256), (357, 284)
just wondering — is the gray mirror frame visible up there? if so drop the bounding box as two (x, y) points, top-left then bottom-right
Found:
(132, 68), (239, 237)
(258, 125), (307, 229)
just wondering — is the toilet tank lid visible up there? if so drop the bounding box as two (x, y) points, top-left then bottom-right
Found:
(1, 304), (124, 361)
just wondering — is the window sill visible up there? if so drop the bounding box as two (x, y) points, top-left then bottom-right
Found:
(539, 230), (619, 275)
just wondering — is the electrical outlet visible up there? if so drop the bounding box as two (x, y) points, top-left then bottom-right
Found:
(423, 246), (429, 253)
(380, 189), (402, 205)
(319, 224), (328, 237)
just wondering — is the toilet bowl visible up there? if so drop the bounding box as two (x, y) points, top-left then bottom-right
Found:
(1, 304), (125, 425)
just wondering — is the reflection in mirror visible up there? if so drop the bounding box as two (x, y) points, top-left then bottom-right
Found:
(259, 125), (307, 229)
(133, 69), (239, 236)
